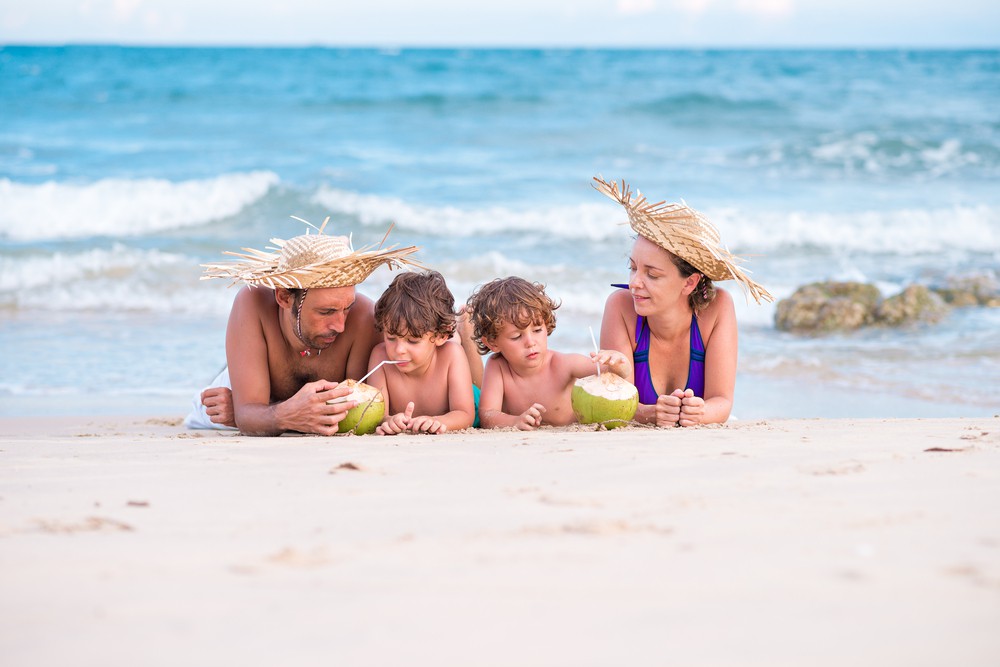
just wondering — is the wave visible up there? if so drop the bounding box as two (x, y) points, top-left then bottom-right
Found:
(717, 205), (1000, 255)
(314, 186), (1000, 255)
(0, 171), (279, 241)
(0, 245), (234, 315)
(313, 187), (622, 241)
(739, 133), (999, 179)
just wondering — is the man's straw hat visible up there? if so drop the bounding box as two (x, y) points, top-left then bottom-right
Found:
(593, 177), (773, 304)
(201, 218), (421, 289)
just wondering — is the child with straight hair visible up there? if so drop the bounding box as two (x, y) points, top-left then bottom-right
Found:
(367, 270), (477, 435)
(468, 276), (628, 430)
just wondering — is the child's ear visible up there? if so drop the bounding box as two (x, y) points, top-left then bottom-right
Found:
(483, 337), (501, 353)
(433, 333), (450, 347)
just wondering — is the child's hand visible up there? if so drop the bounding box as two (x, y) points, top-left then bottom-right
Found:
(678, 389), (704, 427)
(408, 416), (447, 434)
(591, 349), (629, 373)
(376, 402), (415, 436)
(516, 403), (546, 430)
(655, 389), (685, 428)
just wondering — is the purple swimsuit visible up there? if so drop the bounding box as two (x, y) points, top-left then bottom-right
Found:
(611, 284), (707, 404)
(633, 314), (706, 405)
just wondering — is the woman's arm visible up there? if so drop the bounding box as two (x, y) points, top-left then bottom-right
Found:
(600, 289), (658, 423)
(682, 290), (737, 426)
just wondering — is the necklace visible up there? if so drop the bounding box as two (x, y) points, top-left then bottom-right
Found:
(294, 289), (321, 357)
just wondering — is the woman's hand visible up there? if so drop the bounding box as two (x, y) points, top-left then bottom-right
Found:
(655, 389), (685, 428)
(678, 389), (705, 427)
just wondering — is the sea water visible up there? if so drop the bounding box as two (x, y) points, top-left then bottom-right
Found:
(1, 46), (998, 418)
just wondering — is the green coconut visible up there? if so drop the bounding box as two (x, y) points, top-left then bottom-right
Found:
(571, 373), (638, 429)
(328, 379), (385, 435)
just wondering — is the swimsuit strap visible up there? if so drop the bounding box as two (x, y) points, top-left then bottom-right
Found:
(686, 315), (706, 398)
(633, 315), (659, 405)
(612, 283), (705, 402)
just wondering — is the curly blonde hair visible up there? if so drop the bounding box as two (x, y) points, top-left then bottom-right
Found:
(467, 277), (559, 355)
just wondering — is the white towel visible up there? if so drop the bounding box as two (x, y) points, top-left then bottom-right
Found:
(182, 367), (237, 430)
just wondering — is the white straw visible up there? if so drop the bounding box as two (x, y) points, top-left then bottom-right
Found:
(589, 326), (600, 377)
(357, 359), (405, 385)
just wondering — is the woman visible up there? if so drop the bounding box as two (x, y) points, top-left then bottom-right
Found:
(595, 177), (772, 427)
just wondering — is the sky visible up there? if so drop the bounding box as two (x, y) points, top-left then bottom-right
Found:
(1, 0), (997, 47)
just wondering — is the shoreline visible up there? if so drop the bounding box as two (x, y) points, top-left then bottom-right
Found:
(2, 415), (998, 665)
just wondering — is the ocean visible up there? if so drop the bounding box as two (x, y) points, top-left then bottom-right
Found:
(1, 46), (998, 419)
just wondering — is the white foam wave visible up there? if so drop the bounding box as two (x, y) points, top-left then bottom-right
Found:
(0, 245), (234, 315)
(314, 187), (999, 255)
(313, 187), (622, 241)
(705, 205), (1000, 255)
(0, 171), (279, 241)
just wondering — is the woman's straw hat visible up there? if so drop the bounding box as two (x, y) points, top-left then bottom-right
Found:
(593, 177), (773, 304)
(201, 218), (421, 289)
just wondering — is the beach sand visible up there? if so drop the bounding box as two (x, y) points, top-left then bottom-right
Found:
(1, 416), (998, 666)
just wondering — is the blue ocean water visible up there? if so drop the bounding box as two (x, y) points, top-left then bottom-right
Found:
(2, 46), (998, 418)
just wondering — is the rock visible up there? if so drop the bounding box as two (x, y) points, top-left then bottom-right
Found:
(774, 282), (881, 333)
(875, 285), (948, 326)
(932, 275), (1000, 308)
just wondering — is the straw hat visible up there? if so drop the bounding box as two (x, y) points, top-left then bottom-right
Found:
(593, 177), (773, 304)
(201, 218), (422, 289)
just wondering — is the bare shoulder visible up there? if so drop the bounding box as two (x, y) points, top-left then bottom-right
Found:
(369, 341), (389, 363)
(699, 288), (737, 339)
(705, 287), (736, 318)
(605, 287), (635, 314)
(231, 286), (275, 321)
(347, 292), (376, 328)
(484, 352), (510, 373)
(437, 340), (467, 363)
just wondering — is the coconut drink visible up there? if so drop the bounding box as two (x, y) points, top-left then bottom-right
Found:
(571, 373), (638, 429)
(329, 379), (385, 435)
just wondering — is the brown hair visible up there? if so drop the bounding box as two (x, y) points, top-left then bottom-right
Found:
(374, 270), (457, 338)
(467, 276), (559, 355)
(666, 251), (716, 313)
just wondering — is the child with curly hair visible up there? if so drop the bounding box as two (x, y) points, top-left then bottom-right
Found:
(468, 276), (628, 430)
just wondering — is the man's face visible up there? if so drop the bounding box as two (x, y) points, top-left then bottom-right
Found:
(296, 286), (356, 350)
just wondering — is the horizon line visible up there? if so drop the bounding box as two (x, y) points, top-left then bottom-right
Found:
(4, 41), (999, 51)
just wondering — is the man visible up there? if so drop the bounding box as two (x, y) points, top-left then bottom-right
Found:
(193, 227), (420, 436)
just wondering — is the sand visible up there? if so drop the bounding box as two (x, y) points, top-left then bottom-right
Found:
(1, 416), (998, 666)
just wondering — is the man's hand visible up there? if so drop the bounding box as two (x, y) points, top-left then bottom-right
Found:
(273, 380), (356, 436)
(201, 387), (236, 428)
(516, 403), (546, 431)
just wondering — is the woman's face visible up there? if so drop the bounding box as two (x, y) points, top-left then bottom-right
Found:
(627, 236), (692, 314)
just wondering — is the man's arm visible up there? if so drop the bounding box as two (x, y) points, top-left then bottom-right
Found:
(226, 288), (353, 436)
(343, 295), (379, 381)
